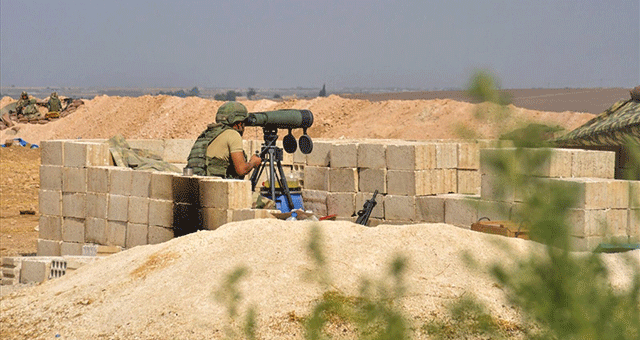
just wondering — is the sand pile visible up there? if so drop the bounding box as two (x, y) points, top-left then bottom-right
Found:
(1, 220), (638, 339)
(0, 95), (595, 145)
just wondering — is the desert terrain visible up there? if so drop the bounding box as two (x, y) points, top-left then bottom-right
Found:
(1, 89), (638, 339)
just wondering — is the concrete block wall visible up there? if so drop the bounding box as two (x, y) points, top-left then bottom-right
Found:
(37, 139), (272, 258)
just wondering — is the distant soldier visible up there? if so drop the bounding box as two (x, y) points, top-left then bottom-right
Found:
(47, 92), (62, 113)
(15, 91), (40, 120)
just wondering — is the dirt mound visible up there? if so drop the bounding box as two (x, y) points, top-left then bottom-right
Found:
(0, 95), (595, 145)
(2, 220), (636, 339)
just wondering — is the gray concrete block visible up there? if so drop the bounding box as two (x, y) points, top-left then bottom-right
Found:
(330, 142), (358, 168)
(87, 166), (110, 193)
(64, 142), (110, 168)
(106, 221), (127, 247)
(444, 194), (480, 228)
(148, 225), (174, 245)
(436, 143), (458, 169)
(131, 170), (152, 197)
(39, 189), (62, 217)
(358, 143), (386, 169)
(476, 200), (512, 222)
(109, 167), (133, 195)
(40, 165), (63, 191)
(62, 167), (88, 193)
(86, 192), (108, 219)
(386, 142), (436, 170)
(304, 201), (327, 217)
(327, 192), (356, 217)
(629, 209), (639, 242)
(40, 140), (65, 166)
(85, 218), (107, 244)
(61, 242), (83, 256)
(571, 149), (615, 179)
(62, 217), (85, 243)
(606, 209), (628, 238)
(457, 142), (480, 170)
(480, 174), (515, 202)
(128, 196), (150, 225)
(457, 169), (481, 195)
(387, 170), (427, 196)
(150, 171), (175, 200)
(328, 168), (358, 192)
(37, 239), (61, 256)
(630, 181), (640, 209)
(62, 192), (86, 218)
(20, 260), (51, 283)
(163, 139), (194, 163)
(126, 223), (148, 248)
(149, 199), (174, 227)
(108, 194), (129, 222)
(306, 140), (332, 166)
(202, 208), (233, 230)
(415, 195), (446, 223)
(199, 178), (252, 209)
(359, 168), (387, 194)
(304, 166), (329, 191)
(39, 215), (62, 241)
(384, 195), (416, 221)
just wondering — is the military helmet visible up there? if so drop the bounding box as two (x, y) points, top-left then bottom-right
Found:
(20, 91), (28, 98)
(216, 101), (248, 125)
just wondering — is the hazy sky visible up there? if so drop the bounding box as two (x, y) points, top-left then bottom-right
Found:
(1, 0), (638, 90)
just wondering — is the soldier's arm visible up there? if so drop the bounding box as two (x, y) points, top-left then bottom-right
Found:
(230, 151), (261, 176)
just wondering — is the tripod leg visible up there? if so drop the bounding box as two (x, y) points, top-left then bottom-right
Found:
(268, 149), (278, 206)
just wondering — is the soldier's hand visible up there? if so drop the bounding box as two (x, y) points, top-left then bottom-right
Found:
(249, 154), (262, 168)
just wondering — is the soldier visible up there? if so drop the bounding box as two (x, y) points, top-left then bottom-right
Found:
(186, 101), (261, 178)
(15, 91), (40, 119)
(47, 92), (62, 113)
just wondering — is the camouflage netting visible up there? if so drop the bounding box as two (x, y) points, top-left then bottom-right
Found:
(108, 135), (181, 173)
(554, 86), (640, 147)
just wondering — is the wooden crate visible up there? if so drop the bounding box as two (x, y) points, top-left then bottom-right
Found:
(471, 219), (529, 240)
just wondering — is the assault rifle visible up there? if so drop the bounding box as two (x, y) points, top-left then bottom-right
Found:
(355, 190), (378, 226)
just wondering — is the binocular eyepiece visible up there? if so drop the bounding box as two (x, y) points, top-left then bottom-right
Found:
(246, 109), (314, 154)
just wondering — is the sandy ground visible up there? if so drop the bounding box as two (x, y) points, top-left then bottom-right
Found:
(0, 92), (638, 339)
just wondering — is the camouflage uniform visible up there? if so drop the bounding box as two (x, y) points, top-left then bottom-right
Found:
(47, 92), (62, 113)
(186, 101), (249, 178)
(15, 91), (40, 119)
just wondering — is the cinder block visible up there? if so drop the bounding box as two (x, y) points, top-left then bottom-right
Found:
(20, 259), (52, 283)
(306, 140), (332, 166)
(443, 168), (457, 194)
(106, 221), (127, 247)
(202, 208), (233, 230)
(567, 208), (607, 237)
(481, 174), (515, 202)
(232, 208), (257, 221)
(62, 217), (85, 243)
(572, 149), (615, 179)
(476, 200), (512, 222)
(415, 195), (446, 223)
(292, 147), (306, 164)
(148, 226), (174, 244)
(128, 196), (150, 225)
(330, 142), (358, 168)
(386, 142), (436, 170)
(61, 242), (83, 256)
(62, 192), (86, 218)
(444, 194), (479, 228)
(302, 189), (328, 216)
(1, 257), (23, 285)
(457, 169), (481, 195)
(304, 201), (327, 217)
(172, 175), (199, 204)
(457, 142), (480, 170)
(529, 148), (572, 178)
(131, 170), (152, 197)
(39, 190), (62, 217)
(436, 143), (458, 169)
(39, 215), (62, 241)
(327, 192), (356, 217)
(427, 169), (445, 195)
(107, 194), (128, 222)
(87, 167), (110, 193)
(62, 167), (87, 193)
(358, 143), (386, 169)
(199, 178), (252, 209)
(629, 209), (640, 242)
(630, 181), (640, 209)
(304, 166), (329, 191)
(40, 140), (65, 165)
(126, 223), (148, 248)
(358, 168), (387, 194)
(384, 195), (416, 221)
(85, 218), (107, 244)
(163, 139), (194, 163)
(606, 209), (628, 238)
(40, 165), (63, 191)
(355, 192), (384, 219)
(64, 142), (110, 168)
(109, 167), (133, 195)
(127, 139), (165, 159)
(37, 239), (61, 256)
(479, 148), (514, 176)
(328, 168), (358, 192)
(149, 199), (174, 227)
(556, 178), (611, 210)
(387, 170), (428, 196)
(86, 192), (108, 219)
(150, 171), (175, 200)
